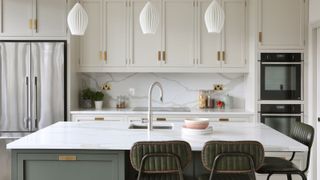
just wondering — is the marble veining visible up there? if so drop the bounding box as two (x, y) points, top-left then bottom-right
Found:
(80, 73), (246, 109)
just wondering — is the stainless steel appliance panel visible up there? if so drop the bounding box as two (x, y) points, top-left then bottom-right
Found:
(0, 43), (31, 132)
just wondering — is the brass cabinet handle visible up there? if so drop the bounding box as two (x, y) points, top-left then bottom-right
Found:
(259, 32), (262, 43)
(34, 19), (38, 31)
(162, 51), (166, 61)
(28, 19), (33, 29)
(104, 51), (107, 61)
(156, 117), (166, 121)
(158, 51), (161, 61)
(219, 118), (229, 122)
(217, 51), (221, 61)
(58, 155), (77, 161)
(95, 117), (104, 121)
(222, 51), (226, 63)
(99, 51), (103, 60)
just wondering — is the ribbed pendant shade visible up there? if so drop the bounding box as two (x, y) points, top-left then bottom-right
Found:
(204, 0), (225, 33)
(67, 2), (89, 36)
(139, 1), (159, 34)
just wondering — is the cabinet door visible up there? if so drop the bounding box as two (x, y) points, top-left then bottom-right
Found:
(0, 0), (33, 36)
(80, 0), (104, 67)
(34, 0), (67, 37)
(221, 0), (246, 68)
(15, 152), (125, 180)
(130, 0), (162, 67)
(198, 0), (221, 68)
(162, 0), (195, 67)
(259, 0), (305, 49)
(102, 0), (128, 67)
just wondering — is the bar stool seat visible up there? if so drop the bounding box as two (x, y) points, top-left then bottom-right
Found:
(138, 174), (181, 180)
(198, 173), (256, 180)
(257, 157), (300, 173)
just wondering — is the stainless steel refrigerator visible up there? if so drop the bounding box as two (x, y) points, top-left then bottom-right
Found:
(0, 42), (66, 180)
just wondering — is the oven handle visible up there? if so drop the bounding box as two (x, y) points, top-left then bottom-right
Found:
(260, 113), (303, 117)
(260, 62), (302, 65)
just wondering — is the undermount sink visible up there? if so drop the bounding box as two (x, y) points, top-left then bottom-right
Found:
(128, 123), (174, 130)
(132, 107), (191, 112)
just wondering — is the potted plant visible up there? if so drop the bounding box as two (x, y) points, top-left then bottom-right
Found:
(80, 88), (94, 108)
(92, 91), (104, 110)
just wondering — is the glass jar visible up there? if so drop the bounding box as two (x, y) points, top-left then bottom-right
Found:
(198, 90), (208, 109)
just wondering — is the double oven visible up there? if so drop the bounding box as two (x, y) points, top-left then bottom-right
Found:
(258, 52), (303, 136)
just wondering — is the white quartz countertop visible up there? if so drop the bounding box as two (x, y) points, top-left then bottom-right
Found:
(70, 108), (254, 116)
(7, 121), (307, 152)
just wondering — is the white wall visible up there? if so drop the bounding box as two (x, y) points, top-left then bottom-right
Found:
(309, 0), (320, 24)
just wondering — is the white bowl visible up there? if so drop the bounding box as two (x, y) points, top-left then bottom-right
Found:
(184, 118), (209, 129)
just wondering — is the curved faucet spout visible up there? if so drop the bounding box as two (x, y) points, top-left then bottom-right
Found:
(148, 82), (164, 132)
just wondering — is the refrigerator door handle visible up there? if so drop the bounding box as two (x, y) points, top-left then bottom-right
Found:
(25, 76), (30, 130)
(34, 76), (38, 129)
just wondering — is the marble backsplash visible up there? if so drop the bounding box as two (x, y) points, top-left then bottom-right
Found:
(79, 73), (246, 109)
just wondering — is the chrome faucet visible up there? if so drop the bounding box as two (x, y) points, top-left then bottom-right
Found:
(148, 82), (164, 131)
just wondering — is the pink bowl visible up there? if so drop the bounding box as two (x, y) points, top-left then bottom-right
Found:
(184, 118), (209, 129)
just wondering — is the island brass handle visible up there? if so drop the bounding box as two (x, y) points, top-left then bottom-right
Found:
(58, 155), (77, 161)
(95, 117), (104, 121)
(259, 32), (263, 43)
(158, 51), (161, 61)
(219, 118), (229, 122)
(217, 51), (221, 61)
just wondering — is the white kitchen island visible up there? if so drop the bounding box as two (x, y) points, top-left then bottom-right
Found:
(7, 121), (308, 180)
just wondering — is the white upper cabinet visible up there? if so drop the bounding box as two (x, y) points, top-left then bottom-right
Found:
(0, 0), (33, 36)
(258, 0), (305, 49)
(102, 0), (128, 67)
(162, 0), (195, 67)
(198, 0), (222, 68)
(80, 0), (128, 68)
(130, 0), (162, 67)
(79, 0), (248, 72)
(198, 0), (246, 69)
(34, 0), (67, 37)
(0, 0), (67, 37)
(221, 0), (246, 68)
(80, 0), (103, 67)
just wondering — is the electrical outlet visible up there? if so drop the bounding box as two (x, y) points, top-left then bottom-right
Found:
(213, 84), (223, 91)
(102, 83), (112, 91)
(129, 88), (135, 96)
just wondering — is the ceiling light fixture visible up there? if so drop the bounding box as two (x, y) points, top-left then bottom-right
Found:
(67, 2), (89, 36)
(204, 0), (225, 33)
(139, 1), (159, 34)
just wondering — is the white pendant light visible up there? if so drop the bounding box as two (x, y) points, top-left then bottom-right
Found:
(204, 0), (225, 33)
(67, 2), (89, 36)
(139, 1), (159, 34)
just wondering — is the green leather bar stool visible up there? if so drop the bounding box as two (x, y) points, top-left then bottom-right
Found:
(130, 141), (192, 180)
(199, 141), (265, 180)
(257, 122), (315, 180)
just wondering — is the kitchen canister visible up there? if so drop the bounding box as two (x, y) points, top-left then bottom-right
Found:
(222, 94), (232, 110)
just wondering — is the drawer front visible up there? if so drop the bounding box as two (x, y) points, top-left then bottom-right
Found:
(15, 152), (125, 180)
(72, 115), (125, 122)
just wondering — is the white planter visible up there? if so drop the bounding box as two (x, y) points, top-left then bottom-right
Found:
(95, 101), (103, 110)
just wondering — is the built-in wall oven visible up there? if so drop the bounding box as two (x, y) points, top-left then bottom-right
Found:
(259, 53), (303, 100)
(259, 104), (302, 136)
